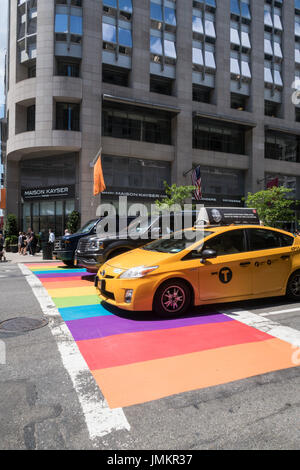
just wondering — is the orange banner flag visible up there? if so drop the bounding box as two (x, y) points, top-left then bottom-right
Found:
(0, 189), (6, 210)
(93, 154), (106, 196)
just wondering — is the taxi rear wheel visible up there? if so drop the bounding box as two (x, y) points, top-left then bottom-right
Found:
(153, 279), (191, 318)
(286, 271), (300, 300)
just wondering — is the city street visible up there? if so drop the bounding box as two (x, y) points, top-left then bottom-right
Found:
(0, 259), (299, 451)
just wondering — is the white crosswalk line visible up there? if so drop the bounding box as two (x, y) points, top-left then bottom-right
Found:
(18, 263), (130, 442)
(221, 308), (300, 348)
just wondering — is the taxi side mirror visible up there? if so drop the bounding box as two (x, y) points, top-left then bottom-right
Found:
(200, 249), (217, 263)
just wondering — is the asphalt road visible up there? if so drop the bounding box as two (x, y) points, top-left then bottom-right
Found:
(0, 262), (299, 451)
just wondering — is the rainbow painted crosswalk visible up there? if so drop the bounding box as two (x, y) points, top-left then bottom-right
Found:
(27, 262), (298, 409)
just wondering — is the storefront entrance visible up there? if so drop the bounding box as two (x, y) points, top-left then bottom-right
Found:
(22, 199), (75, 237)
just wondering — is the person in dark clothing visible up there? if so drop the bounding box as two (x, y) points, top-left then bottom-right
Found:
(27, 228), (38, 256)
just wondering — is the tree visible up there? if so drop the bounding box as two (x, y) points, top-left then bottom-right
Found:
(4, 213), (18, 237)
(155, 181), (196, 209)
(245, 186), (295, 228)
(66, 210), (80, 234)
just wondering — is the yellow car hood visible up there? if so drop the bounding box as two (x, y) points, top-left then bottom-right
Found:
(106, 248), (174, 270)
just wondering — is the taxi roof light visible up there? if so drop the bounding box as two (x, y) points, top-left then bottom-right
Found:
(194, 207), (260, 228)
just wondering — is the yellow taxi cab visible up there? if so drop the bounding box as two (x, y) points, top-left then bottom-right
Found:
(96, 208), (300, 317)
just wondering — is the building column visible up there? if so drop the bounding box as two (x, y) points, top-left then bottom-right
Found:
(246, 0), (265, 194)
(215, 0), (231, 112)
(80, 0), (102, 224)
(131, 0), (150, 92)
(282, 0), (296, 123)
(173, 0), (193, 187)
(35, 0), (55, 142)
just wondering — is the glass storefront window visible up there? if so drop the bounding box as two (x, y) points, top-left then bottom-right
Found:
(21, 200), (75, 237)
(23, 203), (31, 232)
(65, 200), (75, 215)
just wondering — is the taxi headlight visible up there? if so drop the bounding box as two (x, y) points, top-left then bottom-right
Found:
(119, 265), (159, 279)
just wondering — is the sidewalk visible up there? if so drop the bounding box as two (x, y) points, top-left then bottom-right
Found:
(1, 251), (58, 264)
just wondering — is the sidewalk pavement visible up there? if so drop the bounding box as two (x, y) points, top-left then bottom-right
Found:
(1, 251), (58, 264)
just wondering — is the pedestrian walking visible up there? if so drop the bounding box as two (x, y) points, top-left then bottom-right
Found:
(27, 228), (38, 256)
(18, 232), (23, 254)
(48, 228), (55, 256)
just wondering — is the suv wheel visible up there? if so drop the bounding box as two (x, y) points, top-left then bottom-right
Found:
(153, 279), (191, 318)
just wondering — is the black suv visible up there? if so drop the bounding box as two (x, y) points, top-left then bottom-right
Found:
(75, 211), (198, 273)
(53, 216), (131, 266)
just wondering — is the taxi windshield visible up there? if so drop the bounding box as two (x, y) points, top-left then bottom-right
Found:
(142, 230), (213, 253)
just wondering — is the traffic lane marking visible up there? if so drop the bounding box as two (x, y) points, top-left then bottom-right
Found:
(221, 308), (300, 347)
(260, 308), (300, 316)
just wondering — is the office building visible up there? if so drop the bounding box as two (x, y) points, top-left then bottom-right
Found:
(4, 0), (300, 234)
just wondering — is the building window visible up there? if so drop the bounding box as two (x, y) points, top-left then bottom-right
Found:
(102, 155), (171, 191)
(28, 65), (36, 78)
(56, 102), (80, 131)
(194, 165), (245, 202)
(231, 92), (248, 110)
(102, 103), (173, 145)
(264, 0), (283, 107)
(102, 0), (133, 69)
(264, 99), (281, 117)
(193, 84), (213, 103)
(150, 75), (174, 95)
(150, 0), (177, 71)
(192, 0), (216, 97)
(56, 58), (81, 77)
(265, 130), (300, 162)
(27, 105), (35, 131)
(102, 64), (130, 86)
(193, 117), (246, 155)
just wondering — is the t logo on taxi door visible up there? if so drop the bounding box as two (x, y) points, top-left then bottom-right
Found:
(219, 267), (232, 284)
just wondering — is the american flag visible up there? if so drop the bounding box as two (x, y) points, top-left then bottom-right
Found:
(191, 166), (202, 201)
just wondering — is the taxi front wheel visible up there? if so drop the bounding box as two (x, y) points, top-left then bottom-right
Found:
(286, 271), (300, 300)
(153, 279), (192, 318)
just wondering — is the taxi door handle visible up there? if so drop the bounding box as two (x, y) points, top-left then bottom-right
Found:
(240, 262), (251, 266)
(281, 255), (290, 260)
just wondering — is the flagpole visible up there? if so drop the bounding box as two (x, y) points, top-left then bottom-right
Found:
(183, 166), (196, 177)
(90, 146), (103, 168)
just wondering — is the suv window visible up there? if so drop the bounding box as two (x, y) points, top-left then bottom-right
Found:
(247, 228), (284, 251)
(202, 229), (246, 256)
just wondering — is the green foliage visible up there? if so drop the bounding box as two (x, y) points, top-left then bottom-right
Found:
(245, 186), (295, 228)
(4, 214), (18, 237)
(155, 182), (195, 209)
(66, 210), (80, 234)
